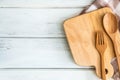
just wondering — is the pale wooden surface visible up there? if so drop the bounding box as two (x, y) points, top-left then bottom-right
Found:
(0, 0), (110, 80)
(64, 8), (115, 78)
(0, 69), (98, 80)
(0, 0), (92, 8)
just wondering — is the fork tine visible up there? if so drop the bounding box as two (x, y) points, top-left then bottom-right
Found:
(100, 31), (103, 45)
(102, 32), (104, 45)
(99, 31), (104, 45)
(99, 32), (101, 45)
(96, 32), (99, 45)
(98, 31), (101, 45)
(101, 32), (104, 45)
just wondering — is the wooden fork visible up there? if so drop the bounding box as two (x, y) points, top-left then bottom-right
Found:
(96, 31), (107, 80)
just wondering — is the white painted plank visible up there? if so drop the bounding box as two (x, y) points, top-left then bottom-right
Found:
(0, 0), (94, 8)
(0, 8), (82, 37)
(0, 38), (93, 68)
(0, 69), (99, 80)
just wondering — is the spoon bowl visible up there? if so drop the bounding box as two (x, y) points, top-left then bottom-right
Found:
(103, 13), (118, 34)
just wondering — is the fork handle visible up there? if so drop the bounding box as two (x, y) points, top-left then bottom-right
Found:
(101, 54), (106, 80)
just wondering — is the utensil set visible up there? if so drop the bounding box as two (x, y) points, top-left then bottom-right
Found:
(95, 13), (120, 80)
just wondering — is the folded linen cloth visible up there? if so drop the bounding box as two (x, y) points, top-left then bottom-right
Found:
(80, 0), (120, 79)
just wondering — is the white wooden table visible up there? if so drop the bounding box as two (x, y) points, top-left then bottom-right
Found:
(0, 0), (101, 80)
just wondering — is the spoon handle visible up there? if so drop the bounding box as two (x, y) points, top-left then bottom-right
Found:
(114, 34), (120, 73)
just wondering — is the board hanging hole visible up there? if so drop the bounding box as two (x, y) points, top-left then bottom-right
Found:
(105, 69), (108, 74)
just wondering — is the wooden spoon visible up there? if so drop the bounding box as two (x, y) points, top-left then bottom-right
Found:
(103, 13), (120, 73)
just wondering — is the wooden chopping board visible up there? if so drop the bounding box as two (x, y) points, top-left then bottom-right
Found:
(64, 7), (115, 78)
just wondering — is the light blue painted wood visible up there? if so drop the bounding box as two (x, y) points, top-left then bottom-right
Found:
(0, 0), (103, 79)
(0, 8), (82, 37)
(0, 0), (93, 8)
(0, 69), (99, 80)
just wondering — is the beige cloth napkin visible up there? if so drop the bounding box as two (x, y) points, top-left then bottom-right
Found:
(80, 0), (120, 79)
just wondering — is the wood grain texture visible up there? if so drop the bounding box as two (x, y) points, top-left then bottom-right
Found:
(96, 31), (107, 80)
(0, 69), (99, 80)
(0, 8), (82, 37)
(64, 8), (115, 78)
(0, 38), (85, 68)
(0, 0), (93, 8)
(103, 13), (120, 73)
(0, 0), (105, 79)
(113, 33), (120, 72)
